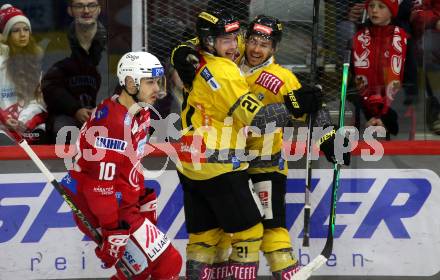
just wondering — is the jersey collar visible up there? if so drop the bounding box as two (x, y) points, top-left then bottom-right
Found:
(240, 56), (274, 76)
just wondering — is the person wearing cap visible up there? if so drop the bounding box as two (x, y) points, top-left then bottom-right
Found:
(0, 4), (47, 144)
(351, 0), (408, 138)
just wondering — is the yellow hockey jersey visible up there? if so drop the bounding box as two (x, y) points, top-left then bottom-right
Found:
(178, 51), (264, 180)
(240, 57), (302, 175)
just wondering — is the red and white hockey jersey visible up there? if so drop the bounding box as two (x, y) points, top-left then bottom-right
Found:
(68, 95), (151, 230)
(352, 25), (407, 118)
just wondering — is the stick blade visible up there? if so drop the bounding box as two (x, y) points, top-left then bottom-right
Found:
(291, 255), (327, 280)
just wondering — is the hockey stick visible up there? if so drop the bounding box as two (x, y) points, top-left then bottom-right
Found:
(303, 0), (321, 248)
(293, 50), (351, 280)
(0, 114), (134, 279)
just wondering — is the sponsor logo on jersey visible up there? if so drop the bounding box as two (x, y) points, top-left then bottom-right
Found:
(93, 186), (114, 196)
(200, 67), (213, 80)
(152, 67), (164, 77)
(94, 105), (108, 121)
(95, 136), (127, 152)
(231, 156), (240, 170)
(200, 67), (220, 91)
(255, 71), (284, 94)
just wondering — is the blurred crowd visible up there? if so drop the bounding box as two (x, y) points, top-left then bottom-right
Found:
(0, 0), (438, 145)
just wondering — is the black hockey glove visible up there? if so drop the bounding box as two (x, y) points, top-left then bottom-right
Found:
(171, 44), (199, 88)
(318, 125), (351, 166)
(283, 84), (322, 118)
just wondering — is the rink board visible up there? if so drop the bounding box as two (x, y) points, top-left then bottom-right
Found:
(1, 163), (440, 279)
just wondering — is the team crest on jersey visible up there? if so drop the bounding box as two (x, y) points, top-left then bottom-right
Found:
(257, 93), (265, 101)
(95, 136), (127, 152)
(255, 71), (284, 94)
(129, 164), (141, 189)
(200, 67), (220, 91)
(124, 113), (132, 126)
(94, 105), (109, 121)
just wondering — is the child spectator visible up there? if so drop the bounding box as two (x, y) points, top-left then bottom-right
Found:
(352, 0), (408, 137)
(0, 4), (47, 144)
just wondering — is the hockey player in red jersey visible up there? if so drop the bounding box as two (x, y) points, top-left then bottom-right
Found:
(60, 51), (182, 280)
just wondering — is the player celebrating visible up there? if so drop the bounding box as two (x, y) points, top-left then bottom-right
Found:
(238, 15), (350, 279)
(172, 12), (350, 279)
(60, 51), (182, 280)
(171, 8), (324, 280)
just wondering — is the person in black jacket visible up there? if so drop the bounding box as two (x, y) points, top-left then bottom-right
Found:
(42, 56), (101, 144)
(42, 0), (106, 144)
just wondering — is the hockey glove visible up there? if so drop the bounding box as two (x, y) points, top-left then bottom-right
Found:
(139, 188), (157, 225)
(171, 44), (199, 88)
(283, 84), (322, 118)
(318, 125), (351, 166)
(95, 223), (130, 268)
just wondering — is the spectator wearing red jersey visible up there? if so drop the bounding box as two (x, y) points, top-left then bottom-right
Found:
(352, 0), (408, 137)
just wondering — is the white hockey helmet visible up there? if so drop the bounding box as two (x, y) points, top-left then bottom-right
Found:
(117, 51), (165, 87)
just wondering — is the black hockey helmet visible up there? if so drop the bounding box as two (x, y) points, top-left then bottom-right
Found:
(247, 15), (283, 47)
(196, 9), (240, 49)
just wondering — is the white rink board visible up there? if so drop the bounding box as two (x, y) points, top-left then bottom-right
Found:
(0, 169), (439, 279)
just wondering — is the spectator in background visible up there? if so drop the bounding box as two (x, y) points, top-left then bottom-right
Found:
(351, 0), (408, 138)
(410, 0), (440, 134)
(43, 0), (106, 69)
(66, 0), (106, 66)
(42, 0), (105, 144)
(337, 0), (418, 111)
(410, 0), (440, 39)
(148, 17), (190, 121)
(41, 55), (101, 144)
(0, 4), (47, 144)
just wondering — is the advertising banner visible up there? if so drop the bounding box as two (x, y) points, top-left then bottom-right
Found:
(0, 169), (439, 279)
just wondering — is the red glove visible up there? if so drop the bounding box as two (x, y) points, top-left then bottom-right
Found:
(95, 227), (130, 268)
(139, 188), (157, 225)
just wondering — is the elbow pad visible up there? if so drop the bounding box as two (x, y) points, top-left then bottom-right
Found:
(250, 103), (290, 133)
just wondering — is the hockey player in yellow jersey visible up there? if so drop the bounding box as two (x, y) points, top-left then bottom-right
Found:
(239, 16), (302, 279)
(171, 8), (325, 280)
(177, 15), (352, 279)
